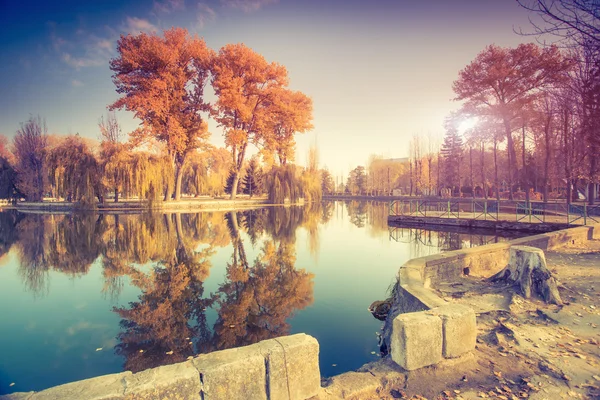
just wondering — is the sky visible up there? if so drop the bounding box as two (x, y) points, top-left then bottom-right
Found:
(0, 0), (535, 179)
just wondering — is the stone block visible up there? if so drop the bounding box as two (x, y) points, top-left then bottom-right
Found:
(391, 311), (442, 370)
(123, 360), (201, 399)
(31, 371), (131, 400)
(0, 392), (35, 400)
(257, 334), (321, 400)
(191, 345), (267, 400)
(429, 304), (476, 358)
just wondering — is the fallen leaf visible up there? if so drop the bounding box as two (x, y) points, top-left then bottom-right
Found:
(166, 350), (174, 355)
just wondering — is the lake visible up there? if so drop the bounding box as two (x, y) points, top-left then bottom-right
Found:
(0, 200), (516, 394)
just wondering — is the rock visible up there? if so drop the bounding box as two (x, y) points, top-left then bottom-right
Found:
(369, 300), (392, 321)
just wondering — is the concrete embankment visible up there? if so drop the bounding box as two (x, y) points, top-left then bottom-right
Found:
(380, 224), (599, 371)
(11, 198), (271, 214)
(0, 334), (321, 400)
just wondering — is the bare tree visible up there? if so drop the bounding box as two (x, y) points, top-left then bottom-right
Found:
(13, 115), (48, 201)
(517, 0), (600, 45)
(99, 111), (124, 144)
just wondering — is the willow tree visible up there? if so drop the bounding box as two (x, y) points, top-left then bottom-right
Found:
(211, 43), (311, 199)
(453, 43), (569, 199)
(99, 112), (129, 202)
(109, 27), (213, 200)
(46, 136), (102, 204)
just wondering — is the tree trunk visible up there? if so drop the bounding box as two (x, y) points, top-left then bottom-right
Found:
(469, 146), (474, 198)
(114, 187), (119, 203)
(522, 125), (530, 204)
(543, 115), (551, 203)
(230, 171), (240, 200)
(490, 246), (562, 305)
(503, 118), (516, 200)
(494, 136), (500, 201)
(480, 140), (487, 199)
(173, 160), (185, 201)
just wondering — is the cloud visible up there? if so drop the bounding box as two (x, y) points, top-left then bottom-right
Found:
(60, 35), (115, 69)
(220, 0), (277, 12)
(153, 0), (186, 14)
(71, 79), (84, 87)
(123, 16), (159, 34)
(197, 3), (217, 28)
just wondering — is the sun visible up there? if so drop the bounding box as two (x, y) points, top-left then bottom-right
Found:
(458, 117), (478, 134)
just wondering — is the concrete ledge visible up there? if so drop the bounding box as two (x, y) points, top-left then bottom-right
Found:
(385, 224), (600, 371)
(2, 334), (320, 400)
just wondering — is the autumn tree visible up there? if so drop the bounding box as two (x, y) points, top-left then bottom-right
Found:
(262, 89), (313, 165)
(453, 43), (569, 199)
(346, 166), (366, 195)
(320, 169), (334, 194)
(109, 28), (213, 201)
(0, 134), (12, 162)
(13, 115), (48, 201)
(211, 43), (312, 199)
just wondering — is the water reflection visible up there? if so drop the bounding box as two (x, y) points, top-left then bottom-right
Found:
(0, 207), (321, 373)
(0, 201), (521, 389)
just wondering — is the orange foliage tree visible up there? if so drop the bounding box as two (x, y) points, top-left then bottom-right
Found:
(109, 28), (213, 200)
(453, 43), (569, 199)
(211, 44), (312, 199)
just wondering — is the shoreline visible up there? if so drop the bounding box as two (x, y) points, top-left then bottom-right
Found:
(0, 197), (307, 214)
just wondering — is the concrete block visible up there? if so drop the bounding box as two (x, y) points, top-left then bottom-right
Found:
(0, 392), (35, 400)
(429, 304), (476, 358)
(257, 334), (321, 400)
(123, 360), (201, 399)
(31, 371), (131, 400)
(391, 311), (442, 370)
(191, 345), (267, 400)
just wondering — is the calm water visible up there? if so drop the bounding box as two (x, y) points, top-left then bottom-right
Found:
(0, 201), (513, 394)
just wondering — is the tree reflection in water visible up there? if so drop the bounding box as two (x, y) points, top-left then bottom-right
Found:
(3, 207), (318, 372)
(0, 201), (509, 373)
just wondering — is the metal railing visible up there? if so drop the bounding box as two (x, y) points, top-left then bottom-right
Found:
(389, 199), (600, 226)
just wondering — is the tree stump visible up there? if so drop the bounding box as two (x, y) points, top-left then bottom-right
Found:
(490, 245), (562, 305)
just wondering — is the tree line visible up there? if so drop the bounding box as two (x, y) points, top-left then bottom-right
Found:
(0, 28), (319, 205)
(341, 1), (599, 205)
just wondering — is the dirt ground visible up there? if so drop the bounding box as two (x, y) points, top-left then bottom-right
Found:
(316, 240), (600, 400)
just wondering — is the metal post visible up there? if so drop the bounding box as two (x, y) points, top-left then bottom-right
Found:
(484, 201), (487, 221)
(584, 203), (587, 225)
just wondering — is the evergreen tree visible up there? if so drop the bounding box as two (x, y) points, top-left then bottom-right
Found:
(440, 127), (463, 193)
(224, 168), (243, 195)
(242, 158), (263, 197)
